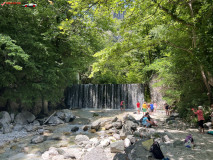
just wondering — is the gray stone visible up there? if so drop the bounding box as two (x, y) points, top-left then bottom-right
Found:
(71, 126), (79, 132)
(82, 147), (108, 160)
(112, 117), (118, 122)
(0, 111), (11, 125)
(31, 135), (45, 144)
(24, 124), (40, 132)
(127, 135), (136, 144)
(13, 124), (24, 131)
(110, 140), (124, 153)
(120, 132), (127, 140)
(37, 129), (44, 134)
(173, 139), (184, 147)
(75, 134), (90, 145)
(105, 123), (113, 130)
(48, 116), (64, 125)
(82, 125), (89, 131)
(124, 138), (131, 148)
(90, 138), (99, 147)
(14, 111), (35, 125)
(123, 114), (137, 123)
(62, 147), (83, 159)
(42, 147), (59, 160)
(112, 121), (122, 129)
(204, 122), (212, 129)
(122, 120), (138, 135)
(56, 111), (65, 120)
(100, 139), (110, 147)
(124, 139), (150, 160)
(32, 120), (40, 126)
(10, 113), (15, 123)
(113, 153), (128, 160)
(91, 120), (101, 131)
(113, 134), (121, 140)
(21, 111), (36, 123)
(55, 109), (75, 123)
(3, 124), (12, 134)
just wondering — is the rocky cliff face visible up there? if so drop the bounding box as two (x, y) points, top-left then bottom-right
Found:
(149, 75), (166, 109)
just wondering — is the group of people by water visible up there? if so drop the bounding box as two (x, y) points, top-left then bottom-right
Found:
(120, 100), (213, 133)
(120, 101), (157, 115)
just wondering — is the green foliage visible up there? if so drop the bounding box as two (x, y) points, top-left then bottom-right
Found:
(0, 0), (110, 108)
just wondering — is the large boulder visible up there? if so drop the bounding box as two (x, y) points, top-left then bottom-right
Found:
(42, 147), (59, 160)
(121, 120), (138, 136)
(112, 121), (122, 129)
(113, 153), (128, 160)
(91, 120), (101, 131)
(48, 116), (64, 125)
(82, 147), (108, 160)
(110, 140), (125, 153)
(14, 111), (36, 125)
(125, 139), (151, 160)
(13, 124), (24, 131)
(56, 109), (75, 123)
(0, 111), (12, 125)
(2, 124), (12, 134)
(75, 134), (90, 145)
(123, 114), (138, 124)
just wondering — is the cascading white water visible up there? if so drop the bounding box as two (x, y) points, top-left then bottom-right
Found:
(65, 84), (144, 109)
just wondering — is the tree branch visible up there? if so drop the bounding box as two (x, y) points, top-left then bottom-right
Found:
(165, 41), (193, 54)
(154, 1), (193, 27)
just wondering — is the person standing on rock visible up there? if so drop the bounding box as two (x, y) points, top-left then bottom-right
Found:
(192, 106), (205, 134)
(142, 102), (147, 116)
(150, 102), (154, 114)
(137, 101), (141, 114)
(120, 100), (125, 111)
(164, 103), (170, 116)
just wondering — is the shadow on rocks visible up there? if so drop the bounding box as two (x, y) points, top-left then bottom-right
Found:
(113, 153), (129, 160)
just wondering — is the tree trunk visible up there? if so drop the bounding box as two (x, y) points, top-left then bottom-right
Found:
(189, 1), (213, 105)
(41, 97), (49, 115)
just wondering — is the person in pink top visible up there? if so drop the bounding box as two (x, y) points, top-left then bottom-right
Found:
(120, 101), (125, 111)
(137, 102), (140, 114)
(192, 106), (205, 134)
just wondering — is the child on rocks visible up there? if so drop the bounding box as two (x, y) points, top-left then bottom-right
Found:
(192, 106), (205, 134)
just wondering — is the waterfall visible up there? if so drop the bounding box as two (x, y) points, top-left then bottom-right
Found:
(65, 84), (144, 109)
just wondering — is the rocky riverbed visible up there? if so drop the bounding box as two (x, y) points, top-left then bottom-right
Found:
(0, 109), (213, 160)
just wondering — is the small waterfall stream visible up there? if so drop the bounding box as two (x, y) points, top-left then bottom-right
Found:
(65, 84), (144, 109)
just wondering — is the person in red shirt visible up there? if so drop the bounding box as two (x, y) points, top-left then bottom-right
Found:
(192, 106), (205, 134)
(137, 102), (140, 114)
(120, 101), (125, 111)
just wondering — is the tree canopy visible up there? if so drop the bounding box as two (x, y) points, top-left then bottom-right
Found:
(0, 0), (213, 117)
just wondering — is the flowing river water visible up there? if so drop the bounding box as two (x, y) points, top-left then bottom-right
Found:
(1, 109), (213, 160)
